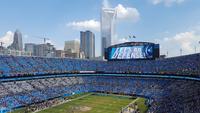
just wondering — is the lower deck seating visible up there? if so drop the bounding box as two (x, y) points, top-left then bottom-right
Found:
(0, 76), (200, 113)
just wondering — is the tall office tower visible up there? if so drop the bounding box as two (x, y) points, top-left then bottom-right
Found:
(80, 30), (95, 59)
(25, 43), (36, 56)
(101, 8), (117, 57)
(35, 43), (56, 57)
(8, 30), (23, 51)
(64, 40), (80, 58)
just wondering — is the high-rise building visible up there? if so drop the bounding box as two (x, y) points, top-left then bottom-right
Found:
(8, 29), (23, 51)
(80, 30), (95, 59)
(64, 40), (80, 53)
(101, 8), (117, 57)
(25, 43), (36, 56)
(64, 40), (80, 58)
(55, 50), (65, 58)
(35, 43), (55, 57)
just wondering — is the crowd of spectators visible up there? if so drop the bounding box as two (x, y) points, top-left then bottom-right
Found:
(0, 55), (102, 77)
(105, 53), (200, 76)
(0, 53), (199, 78)
(87, 76), (200, 113)
(0, 76), (200, 113)
(0, 77), (88, 111)
(0, 53), (199, 113)
(25, 98), (64, 112)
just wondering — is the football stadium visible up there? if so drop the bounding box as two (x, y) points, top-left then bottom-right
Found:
(0, 41), (199, 113)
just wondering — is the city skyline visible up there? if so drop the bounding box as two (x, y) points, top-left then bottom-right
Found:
(0, 0), (200, 57)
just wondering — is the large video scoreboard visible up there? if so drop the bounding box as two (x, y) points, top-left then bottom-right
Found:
(105, 42), (160, 60)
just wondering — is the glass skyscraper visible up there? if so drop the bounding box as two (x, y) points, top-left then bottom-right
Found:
(80, 30), (95, 59)
(8, 29), (23, 51)
(101, 8), (117, 57)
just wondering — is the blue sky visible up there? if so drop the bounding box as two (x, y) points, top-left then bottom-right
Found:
(0, 0), (200, 57)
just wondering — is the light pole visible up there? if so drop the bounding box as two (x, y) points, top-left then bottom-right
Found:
(199, 41), (200, 53)
(180, 48), (183, 56)
(0, 42), (4, 54)
(128, 35), (136, 41)
(166, 51), (169, 57)
(128, 35), (136, 39)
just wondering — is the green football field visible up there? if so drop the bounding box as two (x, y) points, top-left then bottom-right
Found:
(12, 93), (148, 113)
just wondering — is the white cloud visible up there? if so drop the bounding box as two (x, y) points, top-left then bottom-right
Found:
(156, 31), (200, 57)
(67, 19), (100, 31)
(0, 31), (13, 47)
(115, 4), (140, 22)
(150, 0), (185, 6)
(67, 3), (140, 32)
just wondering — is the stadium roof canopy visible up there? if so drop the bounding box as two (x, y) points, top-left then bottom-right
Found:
(108, 41), (156, 48)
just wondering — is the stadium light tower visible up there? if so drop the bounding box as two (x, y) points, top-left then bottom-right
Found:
(129, 35), (136, 39)
(0, 42), (4, 52)
(33, 36), (50, 44)
(199, 41), (200, 52)
(166, 51), (169, 57)
(125, 35), (136, 42)
(180, 48), (183, 56)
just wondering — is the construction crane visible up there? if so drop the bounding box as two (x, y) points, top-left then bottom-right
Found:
(42, 37), (50, 44)
(33, 36), (50, 44)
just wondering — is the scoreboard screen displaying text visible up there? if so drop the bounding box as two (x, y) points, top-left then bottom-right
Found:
(108, 45), (154, 60)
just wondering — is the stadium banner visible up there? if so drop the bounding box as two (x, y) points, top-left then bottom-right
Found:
(108, 45), (154, 60)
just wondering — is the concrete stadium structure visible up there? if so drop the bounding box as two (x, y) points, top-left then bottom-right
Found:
(0, 53), (199, 113)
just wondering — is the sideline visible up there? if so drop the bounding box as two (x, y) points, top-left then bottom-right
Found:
(121, 98), (139, 113)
